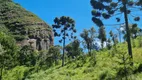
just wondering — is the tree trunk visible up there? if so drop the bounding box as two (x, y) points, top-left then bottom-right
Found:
(119, 31), (121, 43)
(62, 30), (65, 67)
(88, 49), (89, 55)
(134, 34), (137, 39)
(123, 2), (133, 59)
(90, 48), (92, 56)
(55, 58), (57, 66)
(101, 41), (103, 49)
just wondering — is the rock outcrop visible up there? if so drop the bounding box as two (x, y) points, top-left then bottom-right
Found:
(0, 0), (53, 50)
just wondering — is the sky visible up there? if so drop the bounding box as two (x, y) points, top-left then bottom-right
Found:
(13, 0), (142, 47)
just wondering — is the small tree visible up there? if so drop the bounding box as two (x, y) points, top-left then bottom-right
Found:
(48, 46), (60, 66)
(98, 26), (106, 48)
(65, 39), (83, 59)
(80, 29), (90, 53)
(80, 27), (96, 54)
(115, 50), (133, 80)
(131, 24), (139, 39)
(89, 27), (96, 52)
(109, 30), (118, 48)
(52, 16), (76, 66)
(19, 45), (36, 66)
(106, 38), (112, 50)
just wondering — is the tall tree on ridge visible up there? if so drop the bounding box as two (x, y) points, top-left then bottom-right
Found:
(52, 16), (76, 67)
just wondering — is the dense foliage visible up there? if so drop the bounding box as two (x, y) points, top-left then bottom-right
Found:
(20, 38), (142, 80)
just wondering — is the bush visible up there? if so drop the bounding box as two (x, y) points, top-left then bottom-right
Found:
(83, 67), (94, 73)
(3, 66), (31, 80)
(138, 64), (142, 72)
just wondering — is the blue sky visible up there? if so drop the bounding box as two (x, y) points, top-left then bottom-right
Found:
(13, 0), (142, 46)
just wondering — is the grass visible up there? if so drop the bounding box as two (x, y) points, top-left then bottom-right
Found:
(2, 37), (142, 80)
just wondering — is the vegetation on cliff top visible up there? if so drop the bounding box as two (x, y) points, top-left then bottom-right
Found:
(0, 0), (52, 41)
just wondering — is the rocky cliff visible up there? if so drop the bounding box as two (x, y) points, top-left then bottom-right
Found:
(0, 0), (53, 50)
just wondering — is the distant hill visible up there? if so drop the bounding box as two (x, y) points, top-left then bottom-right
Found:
(0, 0), (53, 50)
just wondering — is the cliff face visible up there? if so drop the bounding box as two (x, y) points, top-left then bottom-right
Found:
(0, 0), (53, 50)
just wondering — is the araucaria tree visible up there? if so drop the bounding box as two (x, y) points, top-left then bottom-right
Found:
(52, 16), (76, 66)
(90, 0), (142, 59)
(80, 27), (96, 54)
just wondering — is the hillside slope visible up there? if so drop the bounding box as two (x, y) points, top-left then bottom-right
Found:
(26, 48), (142, 80)
(27, 42), (142, 80)
(3, 38), (142, 80)
(0, 0), (53, 50)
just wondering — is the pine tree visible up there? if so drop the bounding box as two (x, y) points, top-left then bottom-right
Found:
(52, 16), (76, 66)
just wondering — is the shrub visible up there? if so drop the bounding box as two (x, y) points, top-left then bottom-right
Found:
(83, 67), (94, 73)
(3, 66), (31, 80)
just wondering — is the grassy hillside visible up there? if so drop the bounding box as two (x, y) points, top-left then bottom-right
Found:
(26, 49), (142, 80)
(2, 37), (142, 80)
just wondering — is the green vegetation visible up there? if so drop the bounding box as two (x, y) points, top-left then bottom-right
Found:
(1, 0), (142, 80)
(0, 0), (52, 41)
(90, 0), (142, 59)
(2, 37), (142, 80)
(80, 27), (96, 54)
